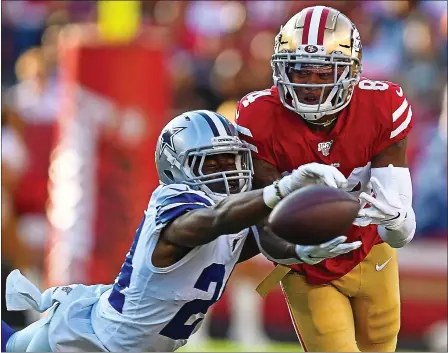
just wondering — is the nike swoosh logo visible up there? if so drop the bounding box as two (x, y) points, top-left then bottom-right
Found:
(375, 257), (392, 271)
(396, 87), (403, 97)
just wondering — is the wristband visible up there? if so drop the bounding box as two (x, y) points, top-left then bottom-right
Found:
(263, 180), (284, 209)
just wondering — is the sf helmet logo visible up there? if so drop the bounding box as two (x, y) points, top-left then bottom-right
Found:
(304, 45), (318, 53)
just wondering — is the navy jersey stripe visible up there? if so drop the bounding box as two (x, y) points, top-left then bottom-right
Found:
(156, 203), (206, 225)
(159, 193), (213, 209)
(108, 215), (146, 313)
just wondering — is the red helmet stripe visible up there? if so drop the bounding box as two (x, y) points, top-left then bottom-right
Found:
(301, 8), (314, 44)
(317, 8), (330, 45)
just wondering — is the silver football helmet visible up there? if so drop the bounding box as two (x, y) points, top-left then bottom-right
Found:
(155, 110), (253, 200)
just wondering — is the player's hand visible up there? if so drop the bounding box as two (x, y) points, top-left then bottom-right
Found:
(295, 236), (362, 265)
(352, 181), (374, 227)
(355, 166), (406, 230)
(278, 163), (348, 196)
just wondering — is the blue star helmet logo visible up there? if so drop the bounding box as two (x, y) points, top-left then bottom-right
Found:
(159, 127), (186, 157)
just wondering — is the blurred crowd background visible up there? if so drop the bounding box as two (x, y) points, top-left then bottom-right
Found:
(1, 1), (447, 352)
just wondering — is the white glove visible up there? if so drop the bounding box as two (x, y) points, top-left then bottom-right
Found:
(352, 181), (373, 227)
(280, 162), (348, 192)
(264, 163), (348, 208)
(295, 236), (362, 265)
(356, 173), (406, 230)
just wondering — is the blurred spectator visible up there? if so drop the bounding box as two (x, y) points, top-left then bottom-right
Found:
(1, 108), (31, 329)
(413, 84), (447, 237)
(1, 109), (30, 270)
(3, 26), (62, 273)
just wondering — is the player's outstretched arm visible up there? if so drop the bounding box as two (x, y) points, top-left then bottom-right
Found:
(162, 161), (348, 248)
(162, 188), (270, 248)
(357, 138), (416, 248)
(161, 158), (281, 249)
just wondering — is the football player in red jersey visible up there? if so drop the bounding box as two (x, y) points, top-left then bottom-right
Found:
(236, 6), (416, 352)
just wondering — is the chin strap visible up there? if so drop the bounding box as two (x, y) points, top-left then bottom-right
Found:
(299, 113), (338, 127)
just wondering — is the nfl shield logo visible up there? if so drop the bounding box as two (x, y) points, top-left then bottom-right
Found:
(318, 140), (333, 156)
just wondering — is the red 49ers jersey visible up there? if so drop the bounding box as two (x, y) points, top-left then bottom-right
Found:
(236, 78), (413, 285)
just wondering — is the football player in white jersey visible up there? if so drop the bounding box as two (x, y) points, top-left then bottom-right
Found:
(2, 110), (361, 352)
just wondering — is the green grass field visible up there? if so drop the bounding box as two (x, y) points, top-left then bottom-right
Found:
(179, 339), (303, 352)
(179, 339), (418, 352)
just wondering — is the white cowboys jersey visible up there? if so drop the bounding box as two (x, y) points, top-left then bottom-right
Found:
(91, 183), (248, 352)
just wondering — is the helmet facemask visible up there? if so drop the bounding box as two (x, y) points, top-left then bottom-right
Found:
(178, 140), (253, 201)
(272, 51), (361, 124)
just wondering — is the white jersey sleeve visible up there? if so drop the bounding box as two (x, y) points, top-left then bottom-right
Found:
(154, 184), (214, 229)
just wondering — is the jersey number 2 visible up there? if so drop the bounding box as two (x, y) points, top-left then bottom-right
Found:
(159, 263), (225, 340)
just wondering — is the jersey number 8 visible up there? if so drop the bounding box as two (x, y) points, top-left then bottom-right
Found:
(358, 79), (389, 91)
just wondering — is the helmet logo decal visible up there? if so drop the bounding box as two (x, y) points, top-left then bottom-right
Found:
(304, 45), (318, 53)
(159, 127), (186, 157)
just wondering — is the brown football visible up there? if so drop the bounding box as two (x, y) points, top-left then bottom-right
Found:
(268, 185), (361, 245)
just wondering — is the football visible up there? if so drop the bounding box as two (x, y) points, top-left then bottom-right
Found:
(268, 185), (361, 246)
